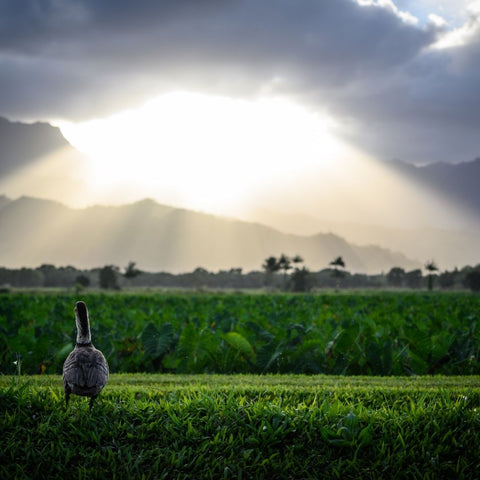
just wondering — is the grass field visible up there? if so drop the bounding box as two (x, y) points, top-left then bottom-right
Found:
(2, 373), (480, 479)
(2, 291), (480, 477)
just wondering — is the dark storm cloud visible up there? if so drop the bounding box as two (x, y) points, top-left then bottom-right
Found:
(1, 0), (479, 163)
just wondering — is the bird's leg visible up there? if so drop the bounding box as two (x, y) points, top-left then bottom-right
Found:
(89, 395), (98, 410)
(64, 386), (71, 409)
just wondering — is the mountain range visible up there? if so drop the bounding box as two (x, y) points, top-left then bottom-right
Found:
(0, 115), (479, 272)
(242, 210), (480, 272)
(0, 195), (417, 273)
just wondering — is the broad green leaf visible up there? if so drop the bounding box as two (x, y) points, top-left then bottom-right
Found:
(141, 322), (174, 358)
(223, 332), (255, 362)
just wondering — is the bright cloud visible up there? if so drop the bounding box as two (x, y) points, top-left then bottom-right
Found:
(59, 92), (344, 214)
(1, 0), (480, 164)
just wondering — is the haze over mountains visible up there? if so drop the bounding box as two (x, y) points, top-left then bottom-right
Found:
(241, 157), (480, 270)
(242, 210), (480, 274)
(0, 195), (417, 274)
(0, 116), (479, 273)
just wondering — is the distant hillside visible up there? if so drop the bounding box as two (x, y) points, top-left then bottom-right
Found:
(245, 210), (480, 271)
(0, 117), (69, 177)
(0, 196), (418, 273)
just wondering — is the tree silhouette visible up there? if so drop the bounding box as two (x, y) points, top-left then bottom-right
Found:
(278, 254), (292, 288)
(292, 255), (304, 266)
(405, 269), (423, 289)
(438, 269), (457, 289)
(99, 265), (120, 290)
(330, 256), (346, 269)
(329, 256), (346, 289)
(425, 260), (439, 291)
(124, 261), (142, 280)
(386, 267), (405, 287)
(464, 269), (480, 292)
(290, 266), (314, 292)
(262, 256), (281, 288)
(75, 274), (90, 288)
(262, 256), (281, 274)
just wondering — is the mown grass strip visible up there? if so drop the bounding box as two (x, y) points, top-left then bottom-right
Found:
(1, 374), (480, 478)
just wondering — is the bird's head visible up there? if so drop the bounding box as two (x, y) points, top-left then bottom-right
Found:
(74, 301), (91, 343)
(75, 301), (88, 319)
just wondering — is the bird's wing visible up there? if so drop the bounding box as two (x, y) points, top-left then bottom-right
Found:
(63, 347), (109, 388)
(86, 349), (109, 387)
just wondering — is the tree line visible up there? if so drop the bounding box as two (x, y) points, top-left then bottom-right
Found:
(262, 254), (480, 292)
(1, 256), (480, 292)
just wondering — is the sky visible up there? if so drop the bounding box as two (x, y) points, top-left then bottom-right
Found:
(1, 0), (480, 228)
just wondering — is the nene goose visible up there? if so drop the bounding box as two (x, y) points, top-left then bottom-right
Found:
(63, 301), (109, 409)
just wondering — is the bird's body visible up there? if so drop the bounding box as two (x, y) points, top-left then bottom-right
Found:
(63, 343), (109, 398)
(63, 301), (109, 409)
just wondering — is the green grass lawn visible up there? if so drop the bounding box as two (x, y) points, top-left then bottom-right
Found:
(1, 374), (480, 479)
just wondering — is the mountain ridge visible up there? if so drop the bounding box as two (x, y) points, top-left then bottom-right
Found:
(0, 117), (69, 176)
(0, 194), (417, 274)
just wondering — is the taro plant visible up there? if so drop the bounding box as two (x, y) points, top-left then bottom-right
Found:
(223, 331), (256, 368)
(176, 319), (220, 373)
(1, 292), (480, 375)
(141, 322), (176, 372)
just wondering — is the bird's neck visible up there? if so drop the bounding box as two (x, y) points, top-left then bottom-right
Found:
(76, 315), (91, 345)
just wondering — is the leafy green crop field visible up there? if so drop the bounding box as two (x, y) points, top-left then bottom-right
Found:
(1, 374), (480, 479)
(1, 291), (479, 376)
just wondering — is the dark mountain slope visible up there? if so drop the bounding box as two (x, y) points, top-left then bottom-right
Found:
(0, 117), (69, 177)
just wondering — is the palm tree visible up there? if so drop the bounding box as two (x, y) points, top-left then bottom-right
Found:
(262, 256), (281, 288)
(425, 260), (439, 291)
(330, 256), (346, 269)
(278, 254), (292, 289)
(329, 256), (346, 289)
(292, 255), (304, 266)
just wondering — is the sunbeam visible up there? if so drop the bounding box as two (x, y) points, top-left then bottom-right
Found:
(59, 92), (343, 215)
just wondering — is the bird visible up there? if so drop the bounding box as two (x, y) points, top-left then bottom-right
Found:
(63, 301), (109, 409)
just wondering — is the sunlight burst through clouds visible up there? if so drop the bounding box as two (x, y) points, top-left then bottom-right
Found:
(60, 92), (344, 215)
